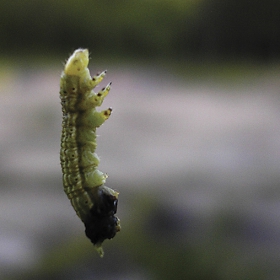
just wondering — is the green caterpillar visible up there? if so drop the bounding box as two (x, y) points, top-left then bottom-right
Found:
(59, 49), (120, 257)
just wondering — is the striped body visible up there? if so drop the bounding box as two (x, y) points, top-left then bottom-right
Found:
(59, 49), (120, 256)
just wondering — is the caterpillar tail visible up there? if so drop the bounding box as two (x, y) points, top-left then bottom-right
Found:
(60, 49), (120, 257)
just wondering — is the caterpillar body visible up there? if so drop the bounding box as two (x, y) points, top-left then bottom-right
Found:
(59, 49), (120, 257)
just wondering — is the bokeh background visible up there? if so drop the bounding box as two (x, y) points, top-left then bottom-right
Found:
(1, 0), (280, 279)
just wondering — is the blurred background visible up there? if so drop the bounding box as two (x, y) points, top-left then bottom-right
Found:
(1, 0), (280, 279)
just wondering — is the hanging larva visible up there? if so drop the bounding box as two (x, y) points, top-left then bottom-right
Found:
(59, 48), (120, 257)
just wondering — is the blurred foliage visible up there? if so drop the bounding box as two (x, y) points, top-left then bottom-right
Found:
(1, 0), (280, 60)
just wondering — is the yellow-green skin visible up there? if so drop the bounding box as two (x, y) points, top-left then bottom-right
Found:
(60, 49), (120, 256)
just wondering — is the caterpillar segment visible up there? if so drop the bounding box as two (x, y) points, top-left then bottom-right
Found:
(59, 49), (120, 257)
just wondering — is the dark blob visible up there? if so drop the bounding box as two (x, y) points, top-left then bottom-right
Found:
(94, 189), (118, 216)
(85, 215), (119, 245)
(84, 190), (119, 245)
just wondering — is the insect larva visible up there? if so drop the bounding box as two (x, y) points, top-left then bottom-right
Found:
(60, 49), (120, 257)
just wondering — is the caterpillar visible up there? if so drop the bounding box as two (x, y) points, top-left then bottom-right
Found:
(59, 49), (120, 257)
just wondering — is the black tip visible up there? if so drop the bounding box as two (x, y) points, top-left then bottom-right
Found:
(85, 215), (119, 245)
(84, 188), (119, 245)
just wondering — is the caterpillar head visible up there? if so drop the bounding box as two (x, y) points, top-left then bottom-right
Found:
(84, 187), (121, 257)
(64, 48), (89, 76)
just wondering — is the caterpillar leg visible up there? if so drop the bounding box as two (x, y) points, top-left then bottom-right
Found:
(101, 107), (112, 120)
(91, 108), (113, 127)
(86, 82), (112, 107)
(91, 70), (107, 88)
(95, 82), (112, 106)
(79, 108), (112, 128)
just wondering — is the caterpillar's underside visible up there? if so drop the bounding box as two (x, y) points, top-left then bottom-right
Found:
(59, 49), (120, 257)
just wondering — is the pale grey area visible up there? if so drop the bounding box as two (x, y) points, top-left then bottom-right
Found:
(1, 64), (280, 278)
